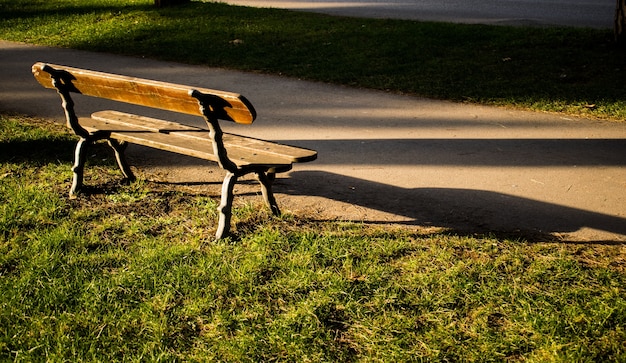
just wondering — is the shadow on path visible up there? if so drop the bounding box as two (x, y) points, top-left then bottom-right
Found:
(284, 170), (626, 243)
(291, 138), (626, 167)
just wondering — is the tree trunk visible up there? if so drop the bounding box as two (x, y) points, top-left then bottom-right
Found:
(616, 0), (626, 45)
(155, 0), (190, 7)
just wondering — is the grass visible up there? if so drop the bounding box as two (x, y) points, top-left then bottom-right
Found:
(1, 114), (626, 361)
(2, 1), (626, 360)
(1, 0), (626, 121)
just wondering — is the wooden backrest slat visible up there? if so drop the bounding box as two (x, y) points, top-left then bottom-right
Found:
(32, 62), (256, 124)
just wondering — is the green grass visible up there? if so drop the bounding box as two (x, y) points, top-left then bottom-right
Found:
(1, 0), (625, 121)
(1, 114), (626, 361)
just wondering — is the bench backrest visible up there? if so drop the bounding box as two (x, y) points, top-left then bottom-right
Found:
(32, 62), (256, 124)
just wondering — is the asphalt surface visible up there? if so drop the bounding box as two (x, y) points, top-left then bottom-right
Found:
(220, 0), (615, 28)
(2, 38), (626, 242)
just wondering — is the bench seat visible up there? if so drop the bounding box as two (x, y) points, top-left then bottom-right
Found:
(87, 110), (316, 170)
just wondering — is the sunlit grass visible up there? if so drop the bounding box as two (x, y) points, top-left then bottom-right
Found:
(1, 114), (625, 361)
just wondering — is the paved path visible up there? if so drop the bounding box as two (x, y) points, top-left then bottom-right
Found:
(2, 40), (626, 242)
(220, 0), (615, 28)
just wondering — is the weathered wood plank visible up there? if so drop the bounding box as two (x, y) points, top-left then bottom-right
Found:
(32, 62), (256, 124)
(87, 111), (317, 165)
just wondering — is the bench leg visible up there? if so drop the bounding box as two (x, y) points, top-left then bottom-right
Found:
(107, 139), (136, 181)
(70, 138), (89, 198)
(256, 171), (281, 216)
(216, 171), (238, 239)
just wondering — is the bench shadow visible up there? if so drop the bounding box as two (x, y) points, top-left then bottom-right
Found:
(0, 135), (119, 166)
(0, 139), (71, 164)
(283, 170), (626, 243)
(288, 138), (626, 167)
(5, 135), (625, 243)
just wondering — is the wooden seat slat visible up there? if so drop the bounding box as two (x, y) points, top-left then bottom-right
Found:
(90, 111), (200, 133)
(88, 111), (316, 165)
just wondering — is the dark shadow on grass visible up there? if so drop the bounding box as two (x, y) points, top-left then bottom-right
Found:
(0, 3), (154, 20)
(0, 137), (114, 166)
(3, 0), (622, 112)
(0, 138), (75, 165)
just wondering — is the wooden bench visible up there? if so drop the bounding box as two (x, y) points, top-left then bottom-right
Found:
(32, 62), (317, 239)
